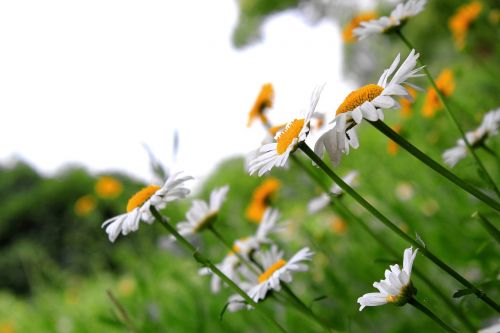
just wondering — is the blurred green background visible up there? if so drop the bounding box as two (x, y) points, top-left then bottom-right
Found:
(1, 0), (499, 332)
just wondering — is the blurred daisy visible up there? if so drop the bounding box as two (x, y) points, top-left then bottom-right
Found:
(102, 172), (192, 242)
(308, 171), (358, 213)
(449, 1), (482, 50)
(248, 83), (274, 127)
(315, 49), (423, 166)
(422, 69), (455, 118)
(246, 178), (281, 223)
(353, 0), (427, 40)
(200, 208), (282, 293)
(357, 247), (418, 311)
(176, 185), (229, 236)
(248, 86), (323, 176)
(342, 12), (377, 43)
(443, 108), (500, 167)
(244, 246), (314, 302)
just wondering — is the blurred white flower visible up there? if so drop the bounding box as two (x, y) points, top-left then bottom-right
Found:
(199, 208), (283, 293)
(176, 185), (229, 236)
(357, 247), (418, 311)
(353, 0), (427, 40)
(315, 50), (423, 166)
(478, 318), (500, 333)
(102, 172), (192, 242)
(248, 86), (323, 176)
(443, 108), (500, 167)
(308, 171), (359, 213)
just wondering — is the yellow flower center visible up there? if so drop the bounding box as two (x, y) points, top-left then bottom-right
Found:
(248, 83), (274, 127)
(342, 12), (377, 43)
(386, 295), (397, 303)
(258, 259), (287, 284)
(126, 185), (161, 212)
(336, 84), (383, 116)
(276, 119), (304, 155)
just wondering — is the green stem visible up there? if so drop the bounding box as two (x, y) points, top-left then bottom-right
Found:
(396, 30), (500, 198)
(474, 212), (500, 244)
(370, 120), (500, 212)
(281, 283), (335, 332)
(298, 142), (500, 313)
(106, 290), (138, 333)
(150, 207), (288, 333)
(409, 298), (459, 333)
(208, 226), (261, 275)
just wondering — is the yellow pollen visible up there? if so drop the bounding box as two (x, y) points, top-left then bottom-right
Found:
(258, 259), (287, 284)
(386, 295), (397, 303)
(231, 244), (241, 253)
(342, 12), (377, 43)
(126, 185), (161, 212)
(276, 119), (304, 155)
(336, 84), (383, 116)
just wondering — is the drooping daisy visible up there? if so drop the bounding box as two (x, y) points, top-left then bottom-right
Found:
(102, 172), (193, 242)
(248, 86), (323, 176)
(200, 208), (282, 293)
(247, 83), (274, 127)
(175, 185), (229, 236)
(422, 68), (455, 118)
(246, 178), (281, 223)
(315, 49), (423, 166)
(449, 1), (483, 50)
(353, 0), (427, 40)
(357, 247), (418, 311)
(342, 12), (378, 43)
(443, 108), (500, 167)
(308, 171), (359, 213)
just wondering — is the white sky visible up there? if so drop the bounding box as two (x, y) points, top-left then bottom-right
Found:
(0, 0), (353, 183)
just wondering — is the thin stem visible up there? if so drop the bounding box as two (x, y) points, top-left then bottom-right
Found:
(149, 207), (288, 333)
(298, 142), (500, 312)
(396, 30), (500, 198)
(409, 298), (459, 333)
(281, 283), (335, 332)
(474, 212), (500, 244)
(370, 120), (500, 212)
(208, 226), (261, 275)
(106, 290), (138, 333)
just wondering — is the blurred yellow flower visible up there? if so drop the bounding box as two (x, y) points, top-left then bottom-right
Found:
(246, 178), (281, 223)
(74, 195), (96, 216)
(388, 125), (401, 155)
(449, 1), (482, 50)
(0, 321), (15, 333)
(117, 276), (137, 297)
(422, 69), (455, 118)
(64, 287), (80, 305)
(95, 176), (123, 199)
(342, 12), (377, 43)
(489, 9), (500, 24)
(247, 83), (274, 127)
(330, 217), (347, 235)
(400, 87), (417, 118)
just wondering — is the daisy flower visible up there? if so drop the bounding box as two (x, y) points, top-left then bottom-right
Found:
(200, 208), (282, 293)
(102, 172), (192, 242)
(175, 185), (229, 236)
(245, 178), (281, 223)
(315, 49), (423, 166)
(308, 171), (359, 213)
(353, 0), (427, 40)
(247, 246), (314, 302)
(443, 108), (500, 167)
(358, 247), (418, 311)
(342, 12), (378, 43)
(248, 83), (274, 127)
(422, 68), (455, 118)
(248, 86), (323, 176)
(449, 1), (483, 50)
